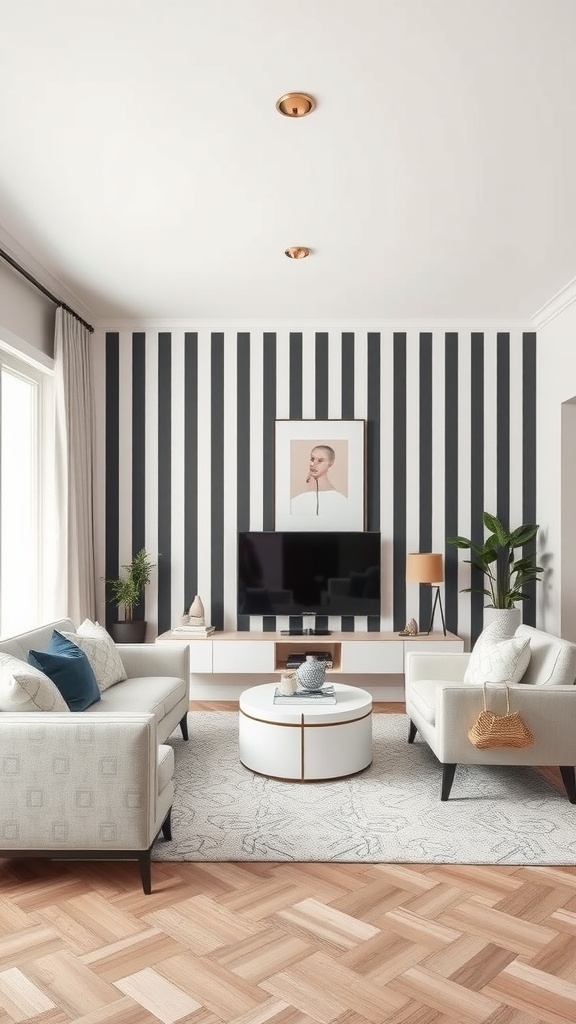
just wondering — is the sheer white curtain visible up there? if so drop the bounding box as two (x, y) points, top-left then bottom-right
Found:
(54, 307), (96, 622)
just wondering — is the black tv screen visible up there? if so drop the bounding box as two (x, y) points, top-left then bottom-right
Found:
(238, 531), (381, 617)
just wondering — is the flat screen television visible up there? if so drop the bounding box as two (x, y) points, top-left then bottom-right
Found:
(238, 531), (381, 617)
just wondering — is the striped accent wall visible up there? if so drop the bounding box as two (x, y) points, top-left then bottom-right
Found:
(98, 327), (537, 646)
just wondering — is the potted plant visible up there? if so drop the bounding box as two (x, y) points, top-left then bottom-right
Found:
(447, 512), (543, 632)
(106, 548), (157, 643)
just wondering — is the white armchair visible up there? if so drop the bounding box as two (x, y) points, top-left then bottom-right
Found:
(405, 625), (576, 801)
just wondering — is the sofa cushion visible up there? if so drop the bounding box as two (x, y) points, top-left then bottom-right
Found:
(515, 624), (576, 686)
(464, 620), (531, 685)
(0, 652), (68, 712)
(87, 675), (187, 724)
(409, 679), (439, 725)
(28, 632), (101, 712)
(0, 620), (75, 661)
(62, 620), (127, 692)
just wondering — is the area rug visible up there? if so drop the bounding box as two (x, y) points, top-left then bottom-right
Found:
(152, 712), (576, 865)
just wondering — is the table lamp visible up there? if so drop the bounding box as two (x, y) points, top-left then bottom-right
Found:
(405, 552), (446, 635)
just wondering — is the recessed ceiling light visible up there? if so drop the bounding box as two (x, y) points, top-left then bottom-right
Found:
(285, 247), (311, 259)
(276, 93), (316, 118)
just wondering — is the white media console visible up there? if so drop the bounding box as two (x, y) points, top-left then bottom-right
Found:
(155, 630), (464, 700)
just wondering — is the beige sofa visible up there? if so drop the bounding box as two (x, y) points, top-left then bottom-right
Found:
(0, 619), (190, 892)
(405, 624), (576, 801)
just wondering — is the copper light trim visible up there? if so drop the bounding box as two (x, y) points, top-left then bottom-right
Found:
(276, 92), (316, 118)
(285, 246), (311, 259)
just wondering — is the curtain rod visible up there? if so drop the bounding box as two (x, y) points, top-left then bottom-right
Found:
(0, 245), (94, 334)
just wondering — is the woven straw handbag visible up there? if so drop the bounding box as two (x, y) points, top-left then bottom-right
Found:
(468, 681), (534, 749)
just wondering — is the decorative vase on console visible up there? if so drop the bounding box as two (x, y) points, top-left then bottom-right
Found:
(296, 655), (326, 691)
(188, 595), (205, 626)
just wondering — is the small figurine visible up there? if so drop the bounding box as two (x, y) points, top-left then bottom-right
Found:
(399, 617), (419, 637)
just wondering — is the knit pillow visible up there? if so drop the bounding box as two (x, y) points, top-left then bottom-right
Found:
(0, 652), (68, 712)
(62, 619), (127, 692)
(464, 620), (531, 685)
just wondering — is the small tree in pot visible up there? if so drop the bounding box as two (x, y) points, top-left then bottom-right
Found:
(447, 512), (543, 631)
(106, 548), (157, 643)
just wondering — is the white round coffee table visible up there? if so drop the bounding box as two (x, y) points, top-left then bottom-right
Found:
(239, 682), (372, 781)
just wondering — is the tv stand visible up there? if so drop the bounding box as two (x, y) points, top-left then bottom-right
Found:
(156, 629), (464, 701)
(280, 628), (332, 636)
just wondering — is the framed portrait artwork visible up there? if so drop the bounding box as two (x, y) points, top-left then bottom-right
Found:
(274, 419), (365, 531)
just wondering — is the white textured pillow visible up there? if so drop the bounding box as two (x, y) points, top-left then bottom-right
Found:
(464, 621), (531, 685)
(0, 652), (68, 711)
(62, 619), (127, 692)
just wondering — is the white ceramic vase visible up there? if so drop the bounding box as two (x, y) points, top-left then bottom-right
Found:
(188, 594), (205, 625)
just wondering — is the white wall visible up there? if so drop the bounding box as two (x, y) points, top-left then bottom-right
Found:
(536, 301), (576, 636)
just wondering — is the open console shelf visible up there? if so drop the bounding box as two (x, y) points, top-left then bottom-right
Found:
(274, 641), (342, 672)
(156, 630), (464, 697)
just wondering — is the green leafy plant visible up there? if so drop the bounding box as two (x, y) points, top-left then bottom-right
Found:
(106, 549), (157, 622)
(447, 512), (543, 608)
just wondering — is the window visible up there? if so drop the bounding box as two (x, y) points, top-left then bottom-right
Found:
(0, 347), (54, 637)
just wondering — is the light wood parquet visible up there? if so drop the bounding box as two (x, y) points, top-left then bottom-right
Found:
(0, 702), (573, 1024)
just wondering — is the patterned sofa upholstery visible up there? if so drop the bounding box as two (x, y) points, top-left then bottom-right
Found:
(0, 619), (190, 892)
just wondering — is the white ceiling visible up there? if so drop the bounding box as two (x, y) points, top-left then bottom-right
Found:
(0, 0), (575, 323)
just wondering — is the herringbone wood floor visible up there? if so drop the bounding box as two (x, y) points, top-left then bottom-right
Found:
(0, 703), (574, 1024)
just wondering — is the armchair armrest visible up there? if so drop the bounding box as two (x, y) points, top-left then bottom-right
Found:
(405, 651), (470, 685)
(434, 683), (576, 763)
(118, 643), (190, 681)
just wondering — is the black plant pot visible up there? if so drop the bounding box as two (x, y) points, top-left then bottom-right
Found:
(109, 621), (147, 644)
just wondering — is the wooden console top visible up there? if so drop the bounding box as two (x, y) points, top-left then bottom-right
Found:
(156, 629), (461, 642)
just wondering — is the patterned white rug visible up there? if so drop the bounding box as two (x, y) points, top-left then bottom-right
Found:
(152, 712), (576, 865)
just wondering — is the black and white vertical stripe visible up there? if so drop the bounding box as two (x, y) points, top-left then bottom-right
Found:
(101, 327), (537, 645)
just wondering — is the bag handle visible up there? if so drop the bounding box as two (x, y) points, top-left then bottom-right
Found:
(481, 679), (511, 716)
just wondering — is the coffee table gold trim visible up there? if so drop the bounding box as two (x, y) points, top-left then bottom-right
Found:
(239, 759), (373, 783)
(239, 708), (372, 728)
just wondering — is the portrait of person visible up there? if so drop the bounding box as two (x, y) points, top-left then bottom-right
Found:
(290, 442), (349, 518)
(274, 419), (365, 531)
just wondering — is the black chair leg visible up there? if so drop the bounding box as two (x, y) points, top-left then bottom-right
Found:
(559, 766), (576, 804)
(138, 850), (152, 894)
(441, 763), (457, 800)
(161, 808), (172, 841)
(180, 713), (189, 740)
(408, 720), (417, 743)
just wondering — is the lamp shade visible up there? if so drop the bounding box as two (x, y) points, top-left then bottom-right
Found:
(406, 552), (444, 584)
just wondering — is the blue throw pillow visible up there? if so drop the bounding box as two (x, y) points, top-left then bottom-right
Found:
(28, 631), (101, 712)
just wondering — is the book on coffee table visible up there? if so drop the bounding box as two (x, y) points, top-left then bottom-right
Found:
(273, 685), (336, 705)
(171, 624), (215, 637)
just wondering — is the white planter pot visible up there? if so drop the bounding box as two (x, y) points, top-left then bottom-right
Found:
(483, 607), (521, 638)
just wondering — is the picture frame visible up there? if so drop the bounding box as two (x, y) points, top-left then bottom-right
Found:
(274, 419), (365, 531)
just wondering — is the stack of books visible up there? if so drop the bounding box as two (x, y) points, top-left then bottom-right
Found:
(171, 624), (215, 638)
(286, 651), (333, 669)
(273, 685), (336, 705)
